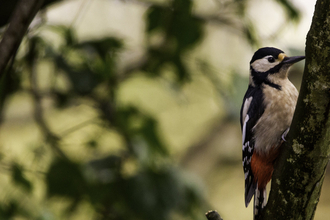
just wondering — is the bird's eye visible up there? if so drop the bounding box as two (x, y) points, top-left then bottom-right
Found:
(268, 57), (275, 63)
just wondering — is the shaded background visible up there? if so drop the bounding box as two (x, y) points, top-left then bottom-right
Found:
(0, 0), (327, 220)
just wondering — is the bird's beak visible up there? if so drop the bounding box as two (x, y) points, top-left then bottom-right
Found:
(282, 56), (305, 65)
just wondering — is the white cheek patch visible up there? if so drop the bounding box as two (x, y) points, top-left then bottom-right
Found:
(251, 56), (280, 72)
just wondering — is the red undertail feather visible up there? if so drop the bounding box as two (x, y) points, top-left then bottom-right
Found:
(250, 146), (281, 220)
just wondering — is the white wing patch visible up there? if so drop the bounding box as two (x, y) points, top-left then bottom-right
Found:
(242, 97), (253, 125)
(242, 115), (249, 146)
(242, 96), (252, 150)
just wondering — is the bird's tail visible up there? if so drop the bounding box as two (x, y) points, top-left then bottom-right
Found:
(253, 186), (267, 220)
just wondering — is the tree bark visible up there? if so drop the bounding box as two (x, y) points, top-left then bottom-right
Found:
(263, 0), (330, 219)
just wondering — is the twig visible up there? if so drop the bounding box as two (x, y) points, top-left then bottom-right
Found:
(205, 210), (223, 220)
(59, 117), (98, 138)
(69, 0), (93, 29)
(28, 40), (67, 159)
(0, 0), (45, 79)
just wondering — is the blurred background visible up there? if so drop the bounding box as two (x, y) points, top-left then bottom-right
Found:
(0, 0), (328, 220)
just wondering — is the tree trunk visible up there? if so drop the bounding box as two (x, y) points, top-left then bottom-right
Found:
(263, 0), (330, 219)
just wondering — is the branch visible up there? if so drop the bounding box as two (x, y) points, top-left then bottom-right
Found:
(205, 210), (223, 220)
(28, 40), (67, 160)
(0, 0), (44, 78)
(263, 0), (330, 219)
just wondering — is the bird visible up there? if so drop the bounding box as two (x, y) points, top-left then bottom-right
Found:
(240, 47), (305, 220)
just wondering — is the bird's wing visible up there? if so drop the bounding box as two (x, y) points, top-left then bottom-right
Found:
(240, 85), (265, 207)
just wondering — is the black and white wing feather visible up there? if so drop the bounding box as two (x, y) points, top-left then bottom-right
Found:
(240, 85), (265, 207)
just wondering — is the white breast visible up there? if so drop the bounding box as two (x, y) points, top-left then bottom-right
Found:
(253, 79), (298, 155)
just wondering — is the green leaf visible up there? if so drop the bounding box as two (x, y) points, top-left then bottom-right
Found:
(172, 55), (189, 82)
(145, 0), (203, 82)
(146, 6), (169, 33)
(171, 16), (204, 52)
(121, 167), (185, 220)
(146, 0), (203, 51)
(46, 159), (87, 199)
(140, 116), (168, 156)
(75, 37), (123, 61)
(0, 200), (18, 219)
(115, 106), (167, 156)
(87, 155), (121, 183)
(143, 48), (165, 77)
(49, 25), (77, 47)
(11, 163), (32, 193)
(53, 90), (70, 108)
(88, 155), (121, 173)
(115, 106), (139, 131)
(172, 0), (193, 12)
(170, 0), (203, 51)
(55, 55), (100, 95)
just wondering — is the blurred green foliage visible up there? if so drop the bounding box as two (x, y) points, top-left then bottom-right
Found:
(0, 0), (300, 219)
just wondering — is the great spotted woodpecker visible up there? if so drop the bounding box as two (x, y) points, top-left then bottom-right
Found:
(240, 47), (305, 220)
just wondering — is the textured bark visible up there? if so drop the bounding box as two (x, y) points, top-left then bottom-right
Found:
(263, 1), (330, 219)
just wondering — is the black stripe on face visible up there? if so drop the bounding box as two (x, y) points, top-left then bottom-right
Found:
(250, 68), (282, 90)
(265, 81), (281, 90)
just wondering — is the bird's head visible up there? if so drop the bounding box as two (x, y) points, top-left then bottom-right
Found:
(249, 47), (305, 87)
